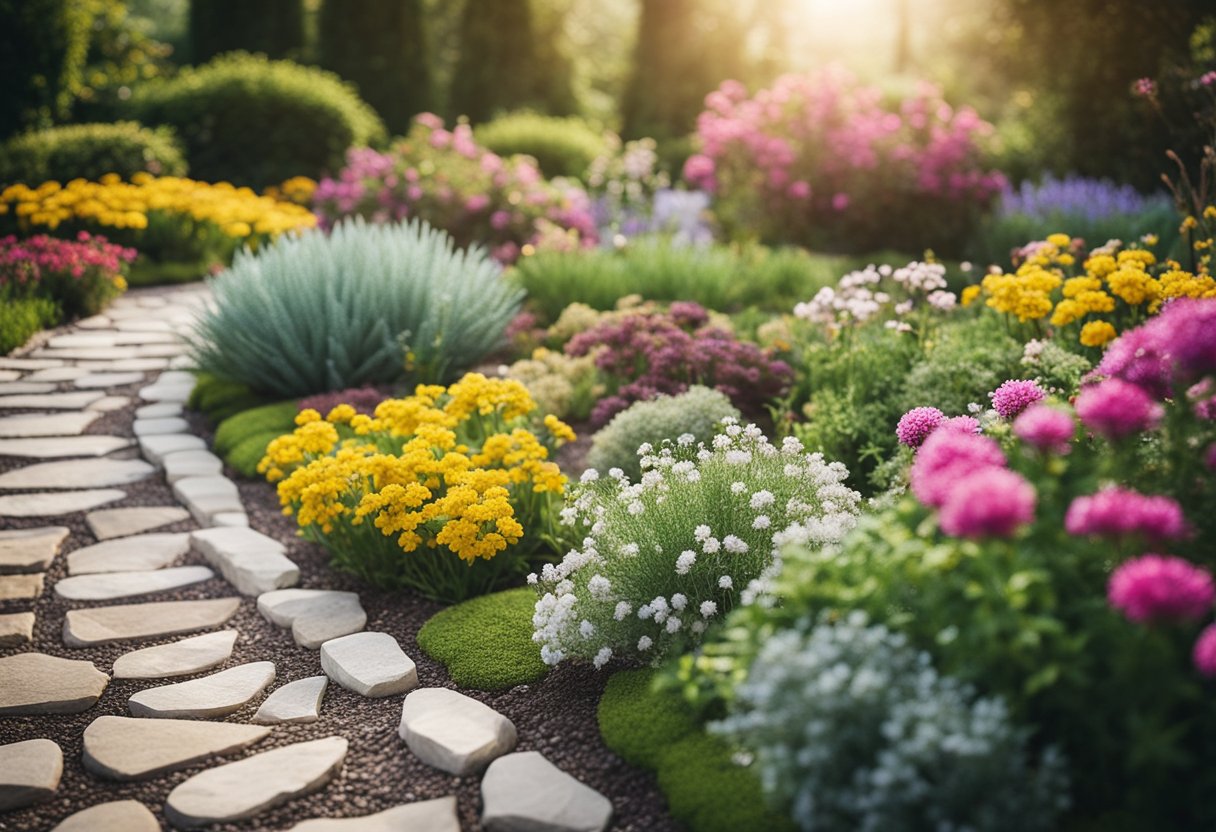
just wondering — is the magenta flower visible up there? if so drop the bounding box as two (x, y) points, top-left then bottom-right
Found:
(1108, 554), (1215, 623)
(910, 429), (1006, 508)
(938, 467), (1036, 538)
(1013, 404), (1074, 453)
(1075, 378), (1164, 439)
(989, 379), (1046, 419)
(1194, 624), (1216, 677)
(940, 415), (981, 435)
(1065, 487), (1188, 542)
(896, 407), (946, 448)
(1207, 444), (1216, 473)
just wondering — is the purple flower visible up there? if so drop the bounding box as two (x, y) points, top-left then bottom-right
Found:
(1013, 404), (1074, 453)
(1108, 554), (1215, 623)
(1065, 487), (1188, 542)
(910, 429), (1006, 509)
(1160, 298), (1216, 379)
(939, 467), (1036, 538)
(1075, 378), (1164, 439)
(1194, 624), (1216, 677)
(896, 406), (946, 448)
(989, 379), (1046, 419)
(939, 415), (981, 435)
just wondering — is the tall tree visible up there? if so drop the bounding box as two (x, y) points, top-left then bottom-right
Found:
(449, 0), (540, 123)
(0, 0), (91, 137)
(318, 0), (433, 134)
(189, 0), (303, 64)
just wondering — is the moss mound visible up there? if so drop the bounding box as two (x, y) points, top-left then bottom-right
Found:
(416, 588), (548, 690)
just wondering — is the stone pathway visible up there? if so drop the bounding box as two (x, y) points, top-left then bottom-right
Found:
(0, 286), (617, 830)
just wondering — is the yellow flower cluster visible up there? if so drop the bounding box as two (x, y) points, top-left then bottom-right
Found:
(263, 176), (318, 206)
(0, 174), (316, 239)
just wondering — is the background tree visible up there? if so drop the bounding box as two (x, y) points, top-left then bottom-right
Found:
(449, 0), (542, 123)
(0, 0), (92, 138)
(189, 0), (303, 63)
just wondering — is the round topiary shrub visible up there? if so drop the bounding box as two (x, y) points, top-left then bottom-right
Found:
(474, 111), (607, 180)
(126, 52), (386, 188)
(0, 121), (188, 186)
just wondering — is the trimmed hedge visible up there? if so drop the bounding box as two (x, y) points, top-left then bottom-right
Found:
(0, 122), (187, 186)
(416, 588), (548, 690)
(474, 112), (606, 180)
(212, 400), (297, 456)
(127, 52), (386, 188)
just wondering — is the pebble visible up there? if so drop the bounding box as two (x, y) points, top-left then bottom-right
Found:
(253, 675), (328, 724)
(112, 630), (239, 679)
(0, 739), (63, 811)
(322, 632), (417, 698)
(0, 435), (132, 459)
(86, 506), (191, 540)
(0, 488), (126, 517)
(82, 715), (270, 780)
(67, 532), (191, 574)
(0, 411), (102, 437)
(192, 526), (299, 595)
(0, 653), (109, 715)
(258, 589), (367, 649)
(50, 799), (160, 832)
(0, 457), (154, 490)
(54, 565), (214, 601)
(0, 526), (68, 573)
(128, 661), (275, 719)
(287, 797), (460, 831)
(481, 751), (613, 832)
(398, 688), (517, 776)
(63, 597), (241, 647)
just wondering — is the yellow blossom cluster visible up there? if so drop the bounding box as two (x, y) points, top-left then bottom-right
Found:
(263, 176), (318, 206)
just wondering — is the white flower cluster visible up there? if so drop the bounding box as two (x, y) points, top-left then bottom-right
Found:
(531, 420), (860, 667)
(794, 261), (957, 333)
(712, 612), (1070, 832)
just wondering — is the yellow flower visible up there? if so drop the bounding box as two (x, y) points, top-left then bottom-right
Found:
(295, 408), (322, 426)
(960, 285), (980, 307)
(1079, 320), (1117, 348)
(1046, 233), (1071, 248)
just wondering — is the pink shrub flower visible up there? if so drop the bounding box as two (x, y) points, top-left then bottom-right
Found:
(1207, 444), (1216, 472)
(1065, 487), (1188, 542)
(1013, 404), (1074, 453)
(1075, 378), (1164, 439)
(910, 429), (1006, 508)
(989, 379), (1046, 419)
(940, 415), (981, 435)
(1108, 554), (1214, 623)
(938, 467), (1036, 538)
(896, 406), (946, 448)
(1194, 624), (1216, 677)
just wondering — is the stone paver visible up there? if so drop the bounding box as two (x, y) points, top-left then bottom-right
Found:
(163, 449), (223, 483)
(0, 370), (19, 381)
(481, 751), (613, 832)
(0, 410), (102, 437)
(0, 572), (45, 600)
(135, 401), (182, 418)
(83, 715), (270, 781)
(0, 526), (68, 573)
(0, 488), (125, 517)
(165, 736), (348, 828)
(258, 589), (367, 649)
(46, 333), (118, 348)
(288, 797), (460, 832)
(0, 357), (64, 370)
(0, 381), (56, 395)
(0, 435), (132, 459)
(0, 612), (35, 646)
(174, 475), (243, 524)
(67, 531), (191, 574)
(74, 371), (145, 389)
(398, 688), (516, 776)
(140, 432), (206, 464)
(322, 632), (417, 698)
(139, 382), (194, 403)
(86, 506), (190, 540)
(54, 565), (214, 601)
(0, 653), (109, 715)
(50, 800), (159, 832)
(0, 739), (63, 811)
(0, 391), (103, 410)
(213, 511), (249, 527)
(192, 526), (299, 595)
(25, 366), (90, 382)
(0, 457), (154, 490)
(112, 630), (239, 679)
(32, 347), (142, 361)
(63, 597), (241, 647)
(128, 661), (275, 719)
(91, 357), (169, 372)
(253, 675), (328, 724)
(133, 416), (190, 436)
(87, 395), (131, 411)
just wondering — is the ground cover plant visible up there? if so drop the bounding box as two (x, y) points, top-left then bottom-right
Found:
(416, 587), (548, 690)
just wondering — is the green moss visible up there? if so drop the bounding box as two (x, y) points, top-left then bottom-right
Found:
(597, 669), (698, 769)
(416, 588), (548, 690)
(189, 373), (270, 424)
(213, 401), (298, 456)
(225, 429), (287, 478)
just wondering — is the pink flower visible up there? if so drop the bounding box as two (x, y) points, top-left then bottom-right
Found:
(896, 406), (946, 448)
(1207, 444), (1216, 472)
(1194, 624), (1216, 677)
(464, 194), (490, 212)
(1013, 404), (1074, 453)
(989, 379), (1045, 419)
(832, 192), (850, 211)
(1108, 554), (1214, 623)
(1075, 378), (1163, 439)
(910, 429), (1006, 508)
(1065, 487), (1188, 542)
(939, 415), (981, 435)
(787, 180), (811, 199)
(490, 210), (511, 230)
(939, 467), (1036, 538)
(682, 154), (717, 191)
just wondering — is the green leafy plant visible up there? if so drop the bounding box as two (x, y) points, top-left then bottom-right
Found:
(416, 587), (548, 690)
(0, 122), (186, 186)
(212, 401), (299, 456)
(189, 219), (523, 398)
(474, 111), (607, 180)
(0, 0), (90, 137)
(0, 294), (59, 354)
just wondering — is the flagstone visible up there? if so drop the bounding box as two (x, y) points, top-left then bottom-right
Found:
(31, 347), (143, 361)
(0, 653), (109, 715)
(0, 357), (65, 370)
(139, 383), (194, 403)
(0, 435), (132, 459)
(0, 488), (125, 517)
(135, 401), (182, 418)
(212, 511), (249, 527)
(193, 526), (298, 595)
(133, 416), (189, 436)
(140, 432), (206, 464)
(50, 800), (159, 832)
(112, 630), (238, 679)
(258, 589), (367, 649)
(25, 366), (91, 382)
(113, 318), (173, 332)
(129, 660), (275, 719)
(0, 391), (103, 410)
(74, 315), (111, 329)
(0, 382), (56, 395)
(174, 475), (243, 525)
(0, 457), (153, 490)
(0, 739), (62, 811)
(288, 798), (460, 832)
(0, 572), (45, 600)
(163, 449), (223, 483)
(86, 506), (190, 539)
(0, 411), (102, 437)
(87, 395), (131, 412)
(68, 531), (191, 574)
(0, 612), (35, 646)
(82, 715), (270, 781)
(54, 565), (214, 601)
(137, 342), (188, 358)
(91, 357), (170, 372)
(0, 526), (69, 573)
(252, 676), (328, 725)
(0, 370), (19, 381)
(398, 688), (515, 776)
(322, 632), (417, 698)
(481, 751), (613, 832)
(74, 372), (145, 389)
(63, 597), (241, 647)
(46, 333), (118, 349)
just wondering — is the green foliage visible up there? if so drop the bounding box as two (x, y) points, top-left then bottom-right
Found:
(73, 0), (175, 122)
(189, 0), (304, 63)
(225, 429), (286, 477)
(127, 52), (386, 187)
(0, 0), (92, 137)
(416, 587), (548, 690)
(587, 386), (740, 481)
(897, 315), (1023, 417)
(474, 112), (607, 180)
(598, 669), (700, 769)
(0, 122), (186, 185)
(0, 296), (60, 354)
(186, 373), (270, 424)
(317, 0), (432, 135)
(190, 218), (523, 398)
(449, 0), (548, 123)
(212, 400), (298, 455)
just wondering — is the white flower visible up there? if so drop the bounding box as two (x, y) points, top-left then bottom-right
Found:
(588, 574), (612, 600)
(723, 535), (749, 554)
(580, 469), (600, 483)
(637, 603), (653, 620)
(666, 616), (682, 633)
(637, 442), (653, 455)
(677, 433), (695, 446)
(691, 620), (707, 635)
(750, 490), (774, 509)
(694, 524), (712, 541)
(725, 424), (742, 437)
(731, 481), (747, 494)
(620, 542), (639, 557)
(718, 575), (733, 590)
(700, 600), (718, 618)
(684, 469), (701, 482)
(593, 646), (613, 668)
(580, 620), (595, 638)
(609, 467), (625, 479)
(675, 550), (697, 575)
(614, 601), (632, 621)
(526, 572), (538, 585)
(753, 514), (771, 530)
(671, 593), (687, 611)
(627, 500), (644, 516)
(701, 536), (721, 554)
(725, 449), (752, 464)
(637, 636), (653, 651)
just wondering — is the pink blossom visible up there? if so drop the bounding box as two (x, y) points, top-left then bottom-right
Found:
(1013, 404), (1074, 453)
(464, 194), (490, 212)
(787, 180), (811, 200)
(682, 154), (716, 191)
(1108, 554), (1214, 623)
(938, 467), (1036, 538)
(989, 379), (1045, 419)
(910, 429), (1006, 508)
(1194, 624), (1216, 676)
(1065, 487), (1188, 542)
(1075, 378), (1163, 439)
(896, 406), (946, 448)
(832, 192), (850, 211)
(939, 415), (981, 435)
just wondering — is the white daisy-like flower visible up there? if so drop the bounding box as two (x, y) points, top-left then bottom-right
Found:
(731, 481), (747, 494)
(723, 535), (749, 554)
(700, 600), (718, 618)
(627, 500), (644, 516)
(701, 536), (721, 554)
(609, 467), (625, 479)
(694, 524), (712, 540)
(580, 620), (595, 638)
(750, 490), (775, 509)
(593, 646), (613, 668)
(620, 542), (639, 557)
(637, 635), (653, 651)
(719, 575), (733, 589)
(675, 550), (697, 575)
(588, 574), (611, 600)
(671, 593), (687, 611)
(753, 514), (771, 530)
(666, 616), (682, 633)
(677, 433), (695, 445)
(580, 468), (600, 483)
(526, 572), (538, 585)
(614, 601), (632, 621)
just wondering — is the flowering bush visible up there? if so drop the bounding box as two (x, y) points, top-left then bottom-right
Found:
(686, 68), (1005, 253)
(501, 348), (601, 422)
(260, 373), (575, 601)
(530, 421), (860, 667)
(0, 232), (134, 318)
(711, 613), (1068, 832)
(313, 113), (597, 263)
(793, 259), (957, 337)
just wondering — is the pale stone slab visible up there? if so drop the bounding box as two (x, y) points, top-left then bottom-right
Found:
(86, 506), (190, 540)
(288, 798), (460, 832)
(0, 488), (125, 517)
(322, 632), (417, 698)
(212, 512), (249, 527)
(133, 416), (189, 436)
(114, 319), (173, 332)
(0, 612), (35, 646)
(192, 526), (299, 596)
(0, 370), (18, 381)
(87, 394), (131, 412)
(0, 381), (56, 395)
(74, 372), (145, 389)
(174, 475), (243, 525)
(129, 661), (275, 719)
(0, 410), (101, 437)
(0, 526), (68, 573)
(165, 736), (348, 828)
(26, 366), (90, 382)
(74, 315), (111, 329)
(168, 354), (194, 370)
(156, 370), (196, 387)
(398, 688), (516, 776)
(68, 531), (191, 574)
(0, 357), (64, 370)
(82, 715), (270, 781)
(0, 458), (153, 490)
(163, 449), (223, 483)
(138, 342), (187, 358)
(0, 653), (109, 715)
(0, 739), (62, 811)
(0, 391), (103, 410)
(140, 432), (206, 464)
(63, 597), (241, 647)
(111, 330), (178, 345)
(51, 800), (159, 832)
(258, 589), (367, 649)
(113, 630), (238, 679)
(253, 675), (327, 724)
(55, 565), (214, 601)
(90, 357), (169, 372)
(481, 751), (612, 832)
(47, 333), (118, 348)
(0, 572), (44, 600)
(139, 383), (194, 403)
(31, 347), (142, 361)
(135, 401), (182, 418)
(0, 435), (132, 459)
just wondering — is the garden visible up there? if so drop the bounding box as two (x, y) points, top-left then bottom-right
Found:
(0, 0), (1214, 830)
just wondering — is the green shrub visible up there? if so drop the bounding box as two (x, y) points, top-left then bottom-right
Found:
(0, 0), (91, 137)
(896, 316), (1023, 418)
(127, 52), (386, 188)
(190, 218), (523, 398)
(587, 386), (740, 481)
(416, 588), (548, 690)
(226, 429), (287, 478)
(474, 112), (607, 180)
(0, 122), (186, 186)
(189, 0), (304, 63)
(212, 401), (298, 456)
(0, 296), (60, 354)
(188, 374), (273, 424)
